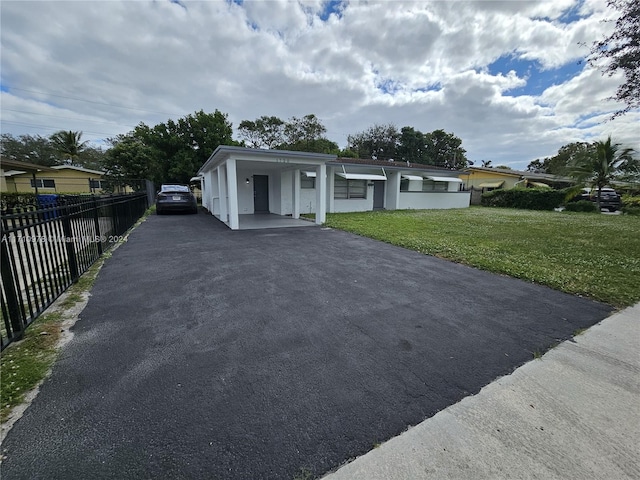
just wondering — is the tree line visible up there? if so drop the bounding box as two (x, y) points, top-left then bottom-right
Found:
(1, 111), (469, 185)
(1, 131), (106, 170)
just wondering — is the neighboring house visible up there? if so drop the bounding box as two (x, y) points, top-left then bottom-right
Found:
(461, 166), (573, 191)
(198, 146), (470, 230)
(2, 165), (108, 193)
(460, 166), (574, 204)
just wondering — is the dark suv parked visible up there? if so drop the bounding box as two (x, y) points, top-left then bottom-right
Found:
(574, 188), (621, 212)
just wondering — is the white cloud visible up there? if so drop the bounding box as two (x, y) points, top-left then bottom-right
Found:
(1, 0), (636, 171)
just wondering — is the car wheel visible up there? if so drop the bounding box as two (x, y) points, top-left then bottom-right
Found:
(609, 207), (617, 212)
(156, 208), (163, 215)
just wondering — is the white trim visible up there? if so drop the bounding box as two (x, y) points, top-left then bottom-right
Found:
(51, 165), (106, 175)
(426, 176), (463, 183)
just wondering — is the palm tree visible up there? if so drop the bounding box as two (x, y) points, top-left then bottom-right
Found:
(49, 130), (88, 166)
(567, 136), (635, 210)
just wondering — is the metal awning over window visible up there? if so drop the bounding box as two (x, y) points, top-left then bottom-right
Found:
(529, 181), (550, 188)
(336, 173), (387, 180)
(401, 175), (424, 181)
(336, 165), (387, 181)
(427, 176), (463, 183)
(478, 181), (505, 188)
(302, 171), (316, 178)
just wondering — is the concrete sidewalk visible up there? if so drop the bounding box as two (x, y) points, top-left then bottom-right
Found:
(323, 304), (640, 480)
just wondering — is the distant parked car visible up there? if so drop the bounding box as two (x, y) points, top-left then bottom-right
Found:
(572, 187), (621, 212)
(156, 184), (198, 214)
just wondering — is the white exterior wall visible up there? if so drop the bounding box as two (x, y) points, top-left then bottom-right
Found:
(386, 171), (400, 210)
(236, 167), (256, 214)
(398, 192), (471, 209)
(278, 171), (292, 215)
(333, 193), (374, 212)
(300, 188), (316, 214)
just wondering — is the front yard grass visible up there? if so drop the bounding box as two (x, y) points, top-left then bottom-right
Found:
(324, 207), (640, 308)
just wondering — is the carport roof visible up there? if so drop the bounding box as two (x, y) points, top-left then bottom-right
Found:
(198, 146), (336, 175)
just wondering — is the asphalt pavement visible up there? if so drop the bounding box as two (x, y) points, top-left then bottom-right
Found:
(0, 212), (615, 479)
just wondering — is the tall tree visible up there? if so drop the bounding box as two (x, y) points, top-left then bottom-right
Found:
(104, 110), (236, 185)
(347, 124), (399, 160)
(397, 126), (426, 163)
(585, 0), (640, 118)
(49, 130), (88, 165)
(103, 133), (157, 188)
(238, 116), (285, 149)
(1, 133), (61, 166)
(529, 142), (598, 175)
(281, 114), (328, 151)
(567, 136), (636, 209)
(423, 129), (468, 168)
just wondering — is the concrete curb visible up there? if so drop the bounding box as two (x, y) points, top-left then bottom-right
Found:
(323, 304), (640, 480)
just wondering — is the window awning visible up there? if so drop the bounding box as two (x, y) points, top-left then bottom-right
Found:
(302, 171), (316, 178)
(401, 175), (424, 181)
(529, 181), (550, 188)
(427, 176), (463, 183)
(336, 173), (387, 180)
(478, 181), (505, 188)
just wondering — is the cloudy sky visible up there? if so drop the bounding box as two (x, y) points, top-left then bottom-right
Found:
(1, 0), (638, 170)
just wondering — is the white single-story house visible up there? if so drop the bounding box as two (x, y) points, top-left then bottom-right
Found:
(197, 146), (470, 230)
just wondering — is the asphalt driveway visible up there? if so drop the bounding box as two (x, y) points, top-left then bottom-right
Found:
(0, 212), (613, 479)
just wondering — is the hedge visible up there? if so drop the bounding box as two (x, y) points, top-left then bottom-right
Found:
(0, 192), (38, 213)
(621, 195), (640, 216)
(481, 188), (566, 210)
(564, 200), (598, 212)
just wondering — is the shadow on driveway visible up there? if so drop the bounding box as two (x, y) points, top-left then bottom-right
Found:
(1, 212), (613, 479)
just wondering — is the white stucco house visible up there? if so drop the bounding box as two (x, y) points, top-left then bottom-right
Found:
(197, 146), (470, 230)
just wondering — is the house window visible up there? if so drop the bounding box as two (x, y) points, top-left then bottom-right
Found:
(30, 179), (55, 188)
(89, 179), (104, 189)
(301, 175), (315, 189)
(400, 179), (409, 192)
(334, 177), (367, 199)
(422, 180), (447, 191)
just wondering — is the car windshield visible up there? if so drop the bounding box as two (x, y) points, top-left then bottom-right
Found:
(160, 185), (190, 193)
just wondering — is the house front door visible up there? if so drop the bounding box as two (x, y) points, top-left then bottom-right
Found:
(253, 175), (269, 213)
(373, 181), (385, 210)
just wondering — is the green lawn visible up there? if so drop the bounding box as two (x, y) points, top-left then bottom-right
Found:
(324, 207), (640, 308)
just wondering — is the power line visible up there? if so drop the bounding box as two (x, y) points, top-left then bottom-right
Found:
(3, 86), (184, 117)
(1, 120), (123, 137)
(2, 108), (137, 129)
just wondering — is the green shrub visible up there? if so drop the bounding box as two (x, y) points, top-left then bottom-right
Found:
(0, 192), (38, 213)
(481, 188), (566, 210)
(564, 200), (598, 212)
(621, 195), (640, 216)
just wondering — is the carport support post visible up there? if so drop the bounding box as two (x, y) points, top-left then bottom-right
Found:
(226, 158), (240, 230)
(217, 165), (228, 223)
(292, 169), (300, 219)
(315, 164), (326, 225)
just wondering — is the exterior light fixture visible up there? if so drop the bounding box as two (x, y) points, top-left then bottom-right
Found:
(246, 178), (250, 184)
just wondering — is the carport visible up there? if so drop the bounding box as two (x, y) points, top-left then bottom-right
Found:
(198, 146), (334, 230)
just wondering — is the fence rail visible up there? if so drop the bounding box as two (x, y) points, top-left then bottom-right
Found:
(1, 193), (148, 350)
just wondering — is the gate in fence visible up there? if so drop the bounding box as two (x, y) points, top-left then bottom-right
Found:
(0, 193), (148, 350)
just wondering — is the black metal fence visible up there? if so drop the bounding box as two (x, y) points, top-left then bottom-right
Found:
(1, 193), (148, 350)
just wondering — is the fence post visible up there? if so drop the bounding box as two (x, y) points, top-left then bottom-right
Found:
(1, 234), (24, 341)
(61, 203), (79, 283)
(92, 196), (103, 256)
